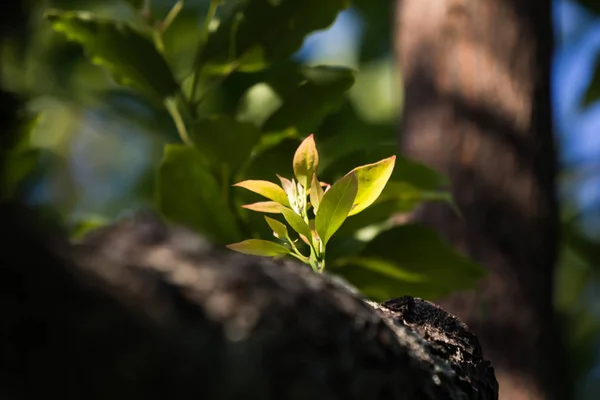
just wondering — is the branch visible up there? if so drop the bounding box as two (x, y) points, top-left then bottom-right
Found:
(0, 205), (498, 400)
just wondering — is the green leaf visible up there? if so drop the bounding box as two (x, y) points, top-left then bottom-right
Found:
(369, 145), (449, 191)
(46, 10), (178, 99)
(244, 137), (298, 182)
(227, 239), (291, 257)
(315, 172), (358, 245)
(262, 65), (356, 133)
(124, 0), (144, 10)
(330, 224), (485, 301)
(191, 116), (261, 172)
(70, 216), (109, 239)
(377, 180), (454, 213)
(346, 156), (395, 216)
(279, 206), (312, 241)
(310, 174), (324, 213)
(1, 113), (41, 201)
(583, 56), (600, 106)
(156, 144), (240, 243)
(293, 134), (319, 189)
(242, 201), (283, 213)
(201, 0), (350, 73)
(233, 180), (290, 206)
(265, 216), (289, 239)
(578, 0), (600, 14)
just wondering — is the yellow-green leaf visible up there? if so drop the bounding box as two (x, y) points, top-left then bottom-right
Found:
(279, 206), (312, 241)
(242, 201), (283, 214)
(233, 180), (289, 206)
(310, 173), (324, 213)
(347, 156), (396, 216)
(227, 239), (290, 257)
(293, 134), (319, 189)
(315, 172), (358, 246)
(265, 216), (289, 239)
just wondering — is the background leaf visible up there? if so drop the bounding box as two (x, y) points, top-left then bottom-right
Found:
(191, 115), (261, 173)
(156, 144), (240, 243)
(261, 65), (355, 133)
(315, 172), (358, 245)
(376, 180), (454, 213)
(201, 0), (350, 73)
(46, 10), (178, 99)
(330, 224), (486, 301)
(578, 0), (600, 15)
(583, 56), (600, 106)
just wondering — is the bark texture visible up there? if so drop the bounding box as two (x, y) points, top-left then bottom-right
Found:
(0, 208), (498, 400)
(394, 0), (568, 398)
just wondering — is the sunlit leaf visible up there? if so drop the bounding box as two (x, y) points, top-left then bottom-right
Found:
(156, 144), (240, 243)
(293, 134), (319, 189)
(279, 206), (312, 241)
(227, 239), (291, 257)
(277, 174), (296, 201)
(346, 156), (395, 216)
(330, 224), (485, 301)
(46, 10), (178, 99)
(265, 216), (289, 239)
(310, 174), (324, 213)
(242, 201), (283, 213)
(315, 172), (358, 245)
(233, 180), (289, 206)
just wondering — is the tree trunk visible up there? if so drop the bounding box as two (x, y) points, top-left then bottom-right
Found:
(394, 0), (569, 399)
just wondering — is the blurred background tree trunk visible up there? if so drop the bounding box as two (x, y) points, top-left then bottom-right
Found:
(395, 0), (570, 398)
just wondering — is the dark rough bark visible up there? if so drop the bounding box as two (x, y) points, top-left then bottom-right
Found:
(0, 208), (498, 400)
(395, 0), (568, 399)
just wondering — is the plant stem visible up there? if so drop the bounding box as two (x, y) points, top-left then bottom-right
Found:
(165, 97), (193, 146)
(160, 0), (184, 34)
(287, 236), (304, 258)
(189, 0), (220, 105)
(289, 252), (310, 264)
(317, 258), (325, 273)
(153, 30), (166, 53)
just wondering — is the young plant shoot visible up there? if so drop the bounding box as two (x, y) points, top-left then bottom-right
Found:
(227, 134), (395, 273)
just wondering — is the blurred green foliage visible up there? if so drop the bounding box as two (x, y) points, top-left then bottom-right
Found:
(0, 0), (484, 301)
